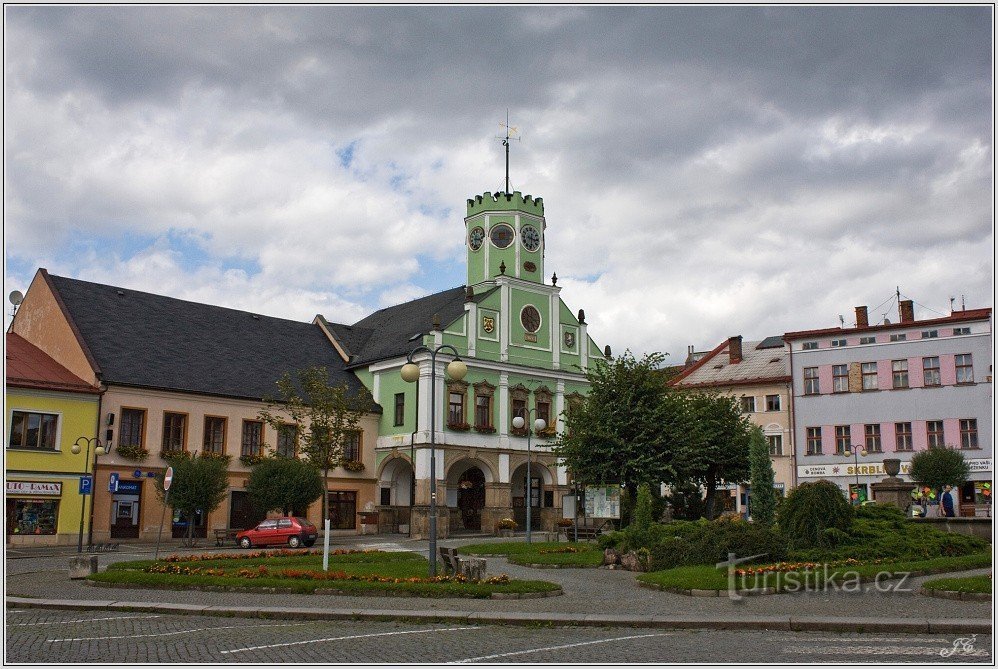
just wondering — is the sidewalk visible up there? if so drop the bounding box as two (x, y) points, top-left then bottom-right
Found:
(5, 535), (992, 635)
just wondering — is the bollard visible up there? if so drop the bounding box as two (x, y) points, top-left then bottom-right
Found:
(68, 555), (99, 579)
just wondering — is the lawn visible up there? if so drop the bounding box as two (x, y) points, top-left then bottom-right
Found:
(91, 549), (561, 598)
(922, 574), (992, 594)
(458, 541), (603, 567)
(637, 552), (993, 593)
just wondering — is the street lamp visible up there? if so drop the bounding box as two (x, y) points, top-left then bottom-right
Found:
(511, 408), (547, 544)
(70, 436), (111, 553)
(400, 343), (467, 576)
(843, 445), (868, 504)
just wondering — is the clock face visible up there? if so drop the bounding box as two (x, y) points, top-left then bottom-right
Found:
(469, 226), (485, 251)
(520, 305), (541, 333)
(490, 224), (515, 248)
(520, 225), (541, 251)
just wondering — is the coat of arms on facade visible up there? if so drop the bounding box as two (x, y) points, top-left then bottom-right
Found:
(482, 316), (495, 333)
(563, 331), (576, 348)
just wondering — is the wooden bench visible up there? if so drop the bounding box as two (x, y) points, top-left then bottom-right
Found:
(213, 528), (241, 546)
(566, 519), (613, 542)
(438, 547), (486, 579)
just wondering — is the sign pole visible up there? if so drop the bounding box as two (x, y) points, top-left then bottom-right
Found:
(155, 466), (174, 560)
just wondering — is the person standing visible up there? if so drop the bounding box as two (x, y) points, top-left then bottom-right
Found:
(941, 485), (957, 518)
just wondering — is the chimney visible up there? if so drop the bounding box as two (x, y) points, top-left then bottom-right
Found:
(899, 300), (914, 323)
(728, 336), (743, 364)
(855, 306), (869, 328)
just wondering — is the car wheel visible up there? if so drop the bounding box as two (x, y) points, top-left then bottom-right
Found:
(239, 537), (252, 549)
(288, 535), (302, 548)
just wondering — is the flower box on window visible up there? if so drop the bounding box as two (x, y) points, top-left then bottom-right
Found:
(116, 444), (149, 462)
(447, 422), (471, 431)
(510, 426), (529, 437)
(537, 427), (558, 438)
(159, 449), (190, 461)
(239, 454), (267, 467)
(474, 425), (496, 434)
(341, 459), (365, 472)
(200, 451), (231, 463)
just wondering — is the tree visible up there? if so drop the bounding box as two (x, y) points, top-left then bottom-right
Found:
(156, 454), (229, 543)
(747, 425), (776, 527)
(675, 392), (752, 520)
(910, 447), (970, 494)
(259, 366), (373, 525)
(632, 483), (654, 531)
(246, 457), (324, 517)
(555, 351), (683, 497)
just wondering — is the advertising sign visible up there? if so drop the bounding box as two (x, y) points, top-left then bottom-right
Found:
(6, 481), (61, 496)
(584, 486), (621, 519)
(798, 459), (993, 479)
(108, 472), (120, 493)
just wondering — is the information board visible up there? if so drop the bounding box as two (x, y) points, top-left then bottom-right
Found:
(584, 486), (621, 519)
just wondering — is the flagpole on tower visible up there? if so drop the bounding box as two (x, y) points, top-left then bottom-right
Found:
(497, 111), (519, 195)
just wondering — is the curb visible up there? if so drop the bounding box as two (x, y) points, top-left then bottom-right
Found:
(5, 597), (992, 634)
(919, 586), (991, 602)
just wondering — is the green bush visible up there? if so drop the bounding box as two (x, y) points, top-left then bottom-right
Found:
(777, 480), (853, 550)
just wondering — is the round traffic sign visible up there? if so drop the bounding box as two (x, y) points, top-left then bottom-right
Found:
(164, 466), (174, 491)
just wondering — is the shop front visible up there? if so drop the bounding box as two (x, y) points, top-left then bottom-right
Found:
(110, 479), (142, 539)
(5, 480), (74, 546)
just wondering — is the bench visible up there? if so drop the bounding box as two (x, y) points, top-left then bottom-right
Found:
(213, 529), (241, 546)
(438, 547), (486, 580)
(566, 519), (613, 542)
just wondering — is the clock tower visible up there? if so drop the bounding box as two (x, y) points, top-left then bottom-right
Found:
(465, 191), (546, 289)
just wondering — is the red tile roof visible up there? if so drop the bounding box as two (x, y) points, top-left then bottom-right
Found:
(5, 333), (100, 394)
(783, 308), (992, 340)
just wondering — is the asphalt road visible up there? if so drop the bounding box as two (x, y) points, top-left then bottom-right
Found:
(5, 608), (992, 664)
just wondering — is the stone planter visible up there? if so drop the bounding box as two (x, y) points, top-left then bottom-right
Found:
(69, 555), (98, 579)
(497, 529), (514, 538)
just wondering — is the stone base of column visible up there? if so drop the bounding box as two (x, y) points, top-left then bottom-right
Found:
(409, 506), (450, 541)
(481, 507), (514, 535)
(871, 478), (915, 510)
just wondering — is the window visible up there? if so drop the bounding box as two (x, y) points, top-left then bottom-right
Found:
(802, 341), (818, 350)
(895, 422), (913, 451)
(511, 398), (527, 433)
(119, 408), (146, 449)
(536, 400), (551, 431)
(953, 327), (970, 336)
(891, 360), (908, 389)
(393, 393), (405, 426)
(955, 354), (974, 383)
(767, 434), (783, 456)
(806, 427), (822, 455)
(343, 431), (361, 461)
(765, 394), (781, 412)
(832, 365), (849, 393)
(448, 392), (466, 426)
(864, 424), (882, 452)
(922, 357), (941, 386)
(803, 367), (820, 395)
(859, 336), (876, 344)
(277, 424), (297, 458)
(161, 412), (187, 452)
(241, 420), (263, 457)
(889, 333), (906, 342)
(8, 411), (59, 451)
(921, 330), (938, 338)
(926, 420), (945, 448)
(831, 338), (847, 347)
(861, 362), (878, 391)
(834, 425), (851, 455)
(475, 395), (492, 429)
(327, 491), (357, 530)
(740, 396), (756, 413)
(960, 419), (978, 449)
(9, 499), (59, 535)
(203, 416), (226, 454)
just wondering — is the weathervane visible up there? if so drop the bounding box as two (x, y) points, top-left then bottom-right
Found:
(496, 110), (520, 195)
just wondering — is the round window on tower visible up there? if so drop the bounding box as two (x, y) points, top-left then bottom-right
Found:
(490, 224), (515, 249)
(520, 305), (541, 333)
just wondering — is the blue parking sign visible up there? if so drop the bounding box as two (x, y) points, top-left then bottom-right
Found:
(108, 472), (119, 493)
(79, 475), (93, 495)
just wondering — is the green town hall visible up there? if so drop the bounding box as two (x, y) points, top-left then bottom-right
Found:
(318, 189), (606, 538)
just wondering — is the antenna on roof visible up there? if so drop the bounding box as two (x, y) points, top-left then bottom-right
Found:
(8, 290), (23, 316)
(961, 295), (966, 311)
(950, 296), (955, 314)
(838, 314), (845, 328)
(496, 110), (520, 195)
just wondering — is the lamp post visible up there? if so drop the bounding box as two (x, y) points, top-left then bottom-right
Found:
(71, 436), (110, 553)
(400, 344), (467, 577)
(843, 445), (868, 504)
(511, 408), (547, 543)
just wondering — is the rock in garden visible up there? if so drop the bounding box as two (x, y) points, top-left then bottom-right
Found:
(620, 551), (642, 572)
(603, 548), (620, 565)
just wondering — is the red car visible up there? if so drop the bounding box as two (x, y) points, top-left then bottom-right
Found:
(236, 517), (317, 549)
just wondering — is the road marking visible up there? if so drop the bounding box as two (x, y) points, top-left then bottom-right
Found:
(783, 645), (990, 658)
(773, 635), (962, 644)
(452, 633), (672, 663)
(220, 626), (479, 655)
(46, 622), (306, 643)
(10, 615), (162, 627)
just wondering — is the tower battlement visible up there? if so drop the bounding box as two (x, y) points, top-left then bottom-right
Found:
(466, 191), (544, 217)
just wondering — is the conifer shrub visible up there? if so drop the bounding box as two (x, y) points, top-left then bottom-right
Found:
(777, 479), (852, 550)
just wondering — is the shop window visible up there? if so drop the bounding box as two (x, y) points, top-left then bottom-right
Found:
(7, 499), (59, 536)
(328, 491), (357, 530)
(203, 416), (226, 454)
(8, 411), (58, 451)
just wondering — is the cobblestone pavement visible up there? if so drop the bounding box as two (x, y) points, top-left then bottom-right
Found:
(5, 536), (991, 621)
(5, 608), (992, 663)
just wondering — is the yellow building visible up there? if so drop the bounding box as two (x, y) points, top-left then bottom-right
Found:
(6, 333), (101, 546)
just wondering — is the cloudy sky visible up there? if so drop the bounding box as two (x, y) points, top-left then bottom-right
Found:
(4, 6), (993, 360)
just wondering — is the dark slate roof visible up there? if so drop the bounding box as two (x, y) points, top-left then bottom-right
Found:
(334, 286), (468, 367)
(47, 273), (372, 404)
(755, 336), (786, 350)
